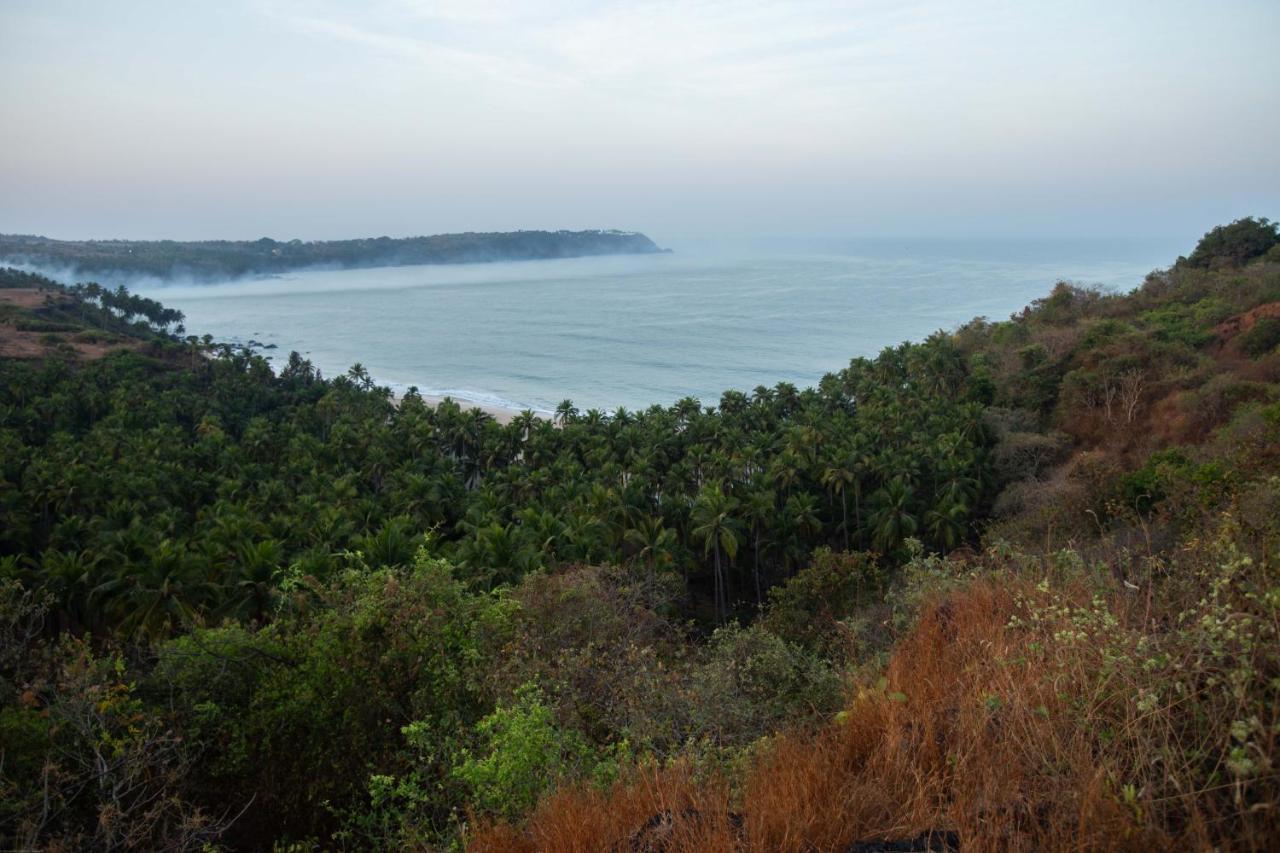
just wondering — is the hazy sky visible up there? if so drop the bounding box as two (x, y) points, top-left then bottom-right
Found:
(2, 0), (1277, 244)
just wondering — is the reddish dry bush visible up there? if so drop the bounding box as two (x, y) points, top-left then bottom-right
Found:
(472, 564), (1278, 852)
(469, 762), (738, 852)
(738, 580), (1160, 852)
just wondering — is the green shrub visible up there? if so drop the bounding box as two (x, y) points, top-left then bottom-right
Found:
(1239, 317), (1280, 357)
(1185, 217), (1280, 269)
(451, 683), (609, 821)
(151, 553), (512, 845)
(14, 320), (79, 333)
(1140, 299), (1229, 348)
(1, 634), (219, 851)
(763, 548), (884, 655)
(689, 622), (843, 744)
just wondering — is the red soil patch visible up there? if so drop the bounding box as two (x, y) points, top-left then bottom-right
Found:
(1214, 300), (1280, 344)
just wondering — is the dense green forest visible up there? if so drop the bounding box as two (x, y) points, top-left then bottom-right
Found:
(0, 229), (666, 281)
(1, 218), (1278, 850)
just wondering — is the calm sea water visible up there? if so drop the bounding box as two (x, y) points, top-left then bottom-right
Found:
(134, 239), (1182, 414)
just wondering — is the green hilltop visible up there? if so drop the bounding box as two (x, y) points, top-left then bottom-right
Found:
(0, 228), (667, 281)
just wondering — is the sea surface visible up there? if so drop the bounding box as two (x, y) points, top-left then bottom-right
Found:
(133, 238), (1183, 415)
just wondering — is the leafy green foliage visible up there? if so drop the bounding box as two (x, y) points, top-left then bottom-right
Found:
(1238, 316), (1280, 357)
(151, 554), (510, 844)
(1184, 217), (1279, 269)
(452, 684), (604, 821)
(763, 548), (885, 655)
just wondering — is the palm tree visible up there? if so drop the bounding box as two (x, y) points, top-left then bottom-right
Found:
(95, 540), (214, 641)
(555, 400), (579, 427)
(226, 539), (283, 622)
(625, 516), (678, 576)
(924, 499), (968, 551)
(690, 485), (740, 622)
(780, 492), (820, 573)
(869, 477), (918, 553)
(821, 458), (855, 550)
(38, 549), (102, 633)
(743, 488), (776, 605)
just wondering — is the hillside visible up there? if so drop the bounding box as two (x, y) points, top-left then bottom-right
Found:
(0, 218), (1277, 851)
(0, 229), (667, 281)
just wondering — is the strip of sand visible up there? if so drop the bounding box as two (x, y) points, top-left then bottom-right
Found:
(403, 393), (551, 426)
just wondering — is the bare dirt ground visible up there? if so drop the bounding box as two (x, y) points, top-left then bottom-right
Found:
(1215, 301), (1280, 343)
(0, 328), (139, 361)
(0, 288), (62, 309)
(0, 288), (138, 361)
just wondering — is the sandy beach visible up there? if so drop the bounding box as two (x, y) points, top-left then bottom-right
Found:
(409, 394), (541, 425)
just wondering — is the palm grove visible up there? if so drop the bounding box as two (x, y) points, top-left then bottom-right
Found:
(2, 218), (1278, 850)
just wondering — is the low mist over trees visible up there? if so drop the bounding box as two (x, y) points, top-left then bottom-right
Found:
(0, 229), (667, 281)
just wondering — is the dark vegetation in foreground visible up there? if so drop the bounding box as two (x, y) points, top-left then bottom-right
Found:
(1, 217), (1278, 850)
(0, 228), (666, 281)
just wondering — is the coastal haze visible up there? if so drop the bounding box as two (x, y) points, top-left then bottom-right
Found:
(129, 238), (1179, 415)
(2, 1), (1277, 242)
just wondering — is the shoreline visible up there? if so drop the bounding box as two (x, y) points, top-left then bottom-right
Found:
(398, 392), (545, 425)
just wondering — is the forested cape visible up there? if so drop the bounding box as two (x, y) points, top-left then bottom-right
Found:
(0, 228), (666, 281)
(1, 218), (1279, 851)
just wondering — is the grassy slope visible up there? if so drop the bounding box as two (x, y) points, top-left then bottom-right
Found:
(471, 243), (1280, 850)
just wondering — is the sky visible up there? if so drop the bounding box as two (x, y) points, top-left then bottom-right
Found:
(1, 0), (1277, 245)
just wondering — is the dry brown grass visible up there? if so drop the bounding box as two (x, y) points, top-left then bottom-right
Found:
(469, 566), (1278, 852)
(0, 288), (65, 309)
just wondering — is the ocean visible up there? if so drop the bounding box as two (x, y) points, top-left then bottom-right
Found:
(133, 238), (1184, 415)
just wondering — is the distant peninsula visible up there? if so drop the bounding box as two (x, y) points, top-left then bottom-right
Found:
(0, 229), (668, 281)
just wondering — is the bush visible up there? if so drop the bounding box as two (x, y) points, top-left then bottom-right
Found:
(763, 548), (884, 656)
(452, 684), (620, 822)
(1140, 299), (1229, 348)
(477, 530), (1280, 850)
(991, 430), (1071, 484)
(1239, 316), (1280, 357)
(14, 320), (79, 333)
(688, 622), (843, 745)
(152, 553), (511, 846)
(1, 633), (224, 851)
(1185, 217), (1280, 269)
(490, 565), (691, 754)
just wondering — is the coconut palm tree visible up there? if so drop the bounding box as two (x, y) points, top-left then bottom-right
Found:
(869, 477), (918, 553)
(555, 400), (579, 427)
(924, 499), (968, 551)
(821, 458), (855, 550)
(625, 516), (678, 576)
(690, 484), (740, 622)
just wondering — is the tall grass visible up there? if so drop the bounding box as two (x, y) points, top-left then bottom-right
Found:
(470, 531), (1278, 851)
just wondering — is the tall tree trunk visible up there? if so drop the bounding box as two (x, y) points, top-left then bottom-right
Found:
(855, 492), (863, 549)
(841, 491), (849, 551)
(753, 531), (762, 608)
(713, 541), (723, 623)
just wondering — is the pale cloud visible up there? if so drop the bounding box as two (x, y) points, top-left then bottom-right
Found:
(1, 0), (1276, 240)
(263, 7), (580, 93)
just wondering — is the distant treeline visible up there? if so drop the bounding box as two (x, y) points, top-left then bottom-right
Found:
(0, 229), (668, 281)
